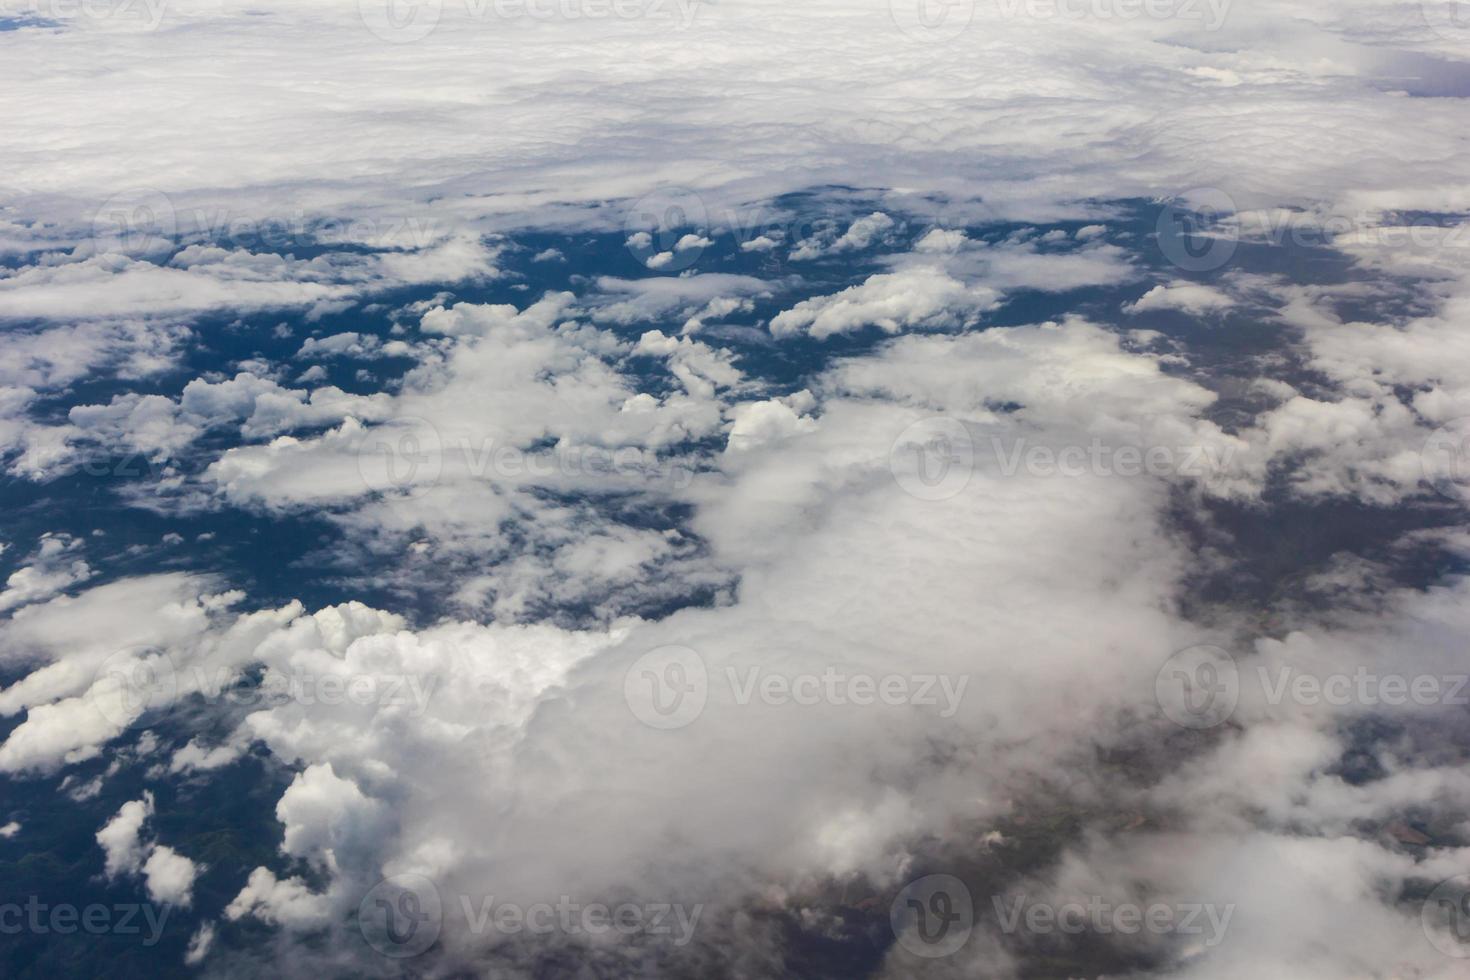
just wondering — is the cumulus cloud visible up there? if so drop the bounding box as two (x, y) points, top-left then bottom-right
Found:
(1124, 281), (1236, 315)
(142, 845), (200, 907)
(0, 237), (499, 322)
(586, 274), (772, 327)
(4, 371), (397, 481)
(4, 2), (1470, 977)
(0, 533), (92, 614)
(97, 794), (154, 878)
(184, 923), (215, 966)
(225, 867), (331, 928)
(95, 787), (205, 909)
(770, 265), (1000, 338)
(791, 211), (895, 260)
(9, 311), (1265, 972)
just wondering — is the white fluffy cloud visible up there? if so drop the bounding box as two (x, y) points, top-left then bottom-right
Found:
(771, 265), (1000, 338)
(143, 845), (201, 907)
(1124, 281), (1236, 315)
(0, 533), (92, 614)
(0, 237), (499, 322)
(97, 794), (155, 878)
(97, 793), (202, 907)
(3, 2), (1470, 976)
(2, 0), (1464, 239)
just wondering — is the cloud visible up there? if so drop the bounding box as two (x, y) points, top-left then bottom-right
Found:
(5, 2), (1470, 975)
(1124, 281), (1236, 315)
(98, 794), (202, 906)
(97, 794), (154, 878)
(0, 320), (188, 390)
(225, 867), (331, 929)
(275, 763), (386, 868)
(184, 923), (215, 966)
(586, 274), (772, 327)
(0, 533), (93, 614)
(770, 265), (1000, 338)
(791, 211), (895, 260)
(143, 845), (201, 907)
(23, 311), (1248, 972)
(169, 736), (246, 773)
(0, 237), (499, 322)
(3, 371), (397, 481)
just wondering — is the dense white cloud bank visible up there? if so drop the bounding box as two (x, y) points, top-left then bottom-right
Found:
(4, 302), (1469, 974)
(0, 0), (1468, 976)
(1, 0), (1468, 277)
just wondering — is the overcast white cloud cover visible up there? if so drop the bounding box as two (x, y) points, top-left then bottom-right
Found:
(1, 0), (1470, 977)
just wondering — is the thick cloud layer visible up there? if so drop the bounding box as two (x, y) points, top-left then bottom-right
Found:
(1, 0), (1468, 977)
